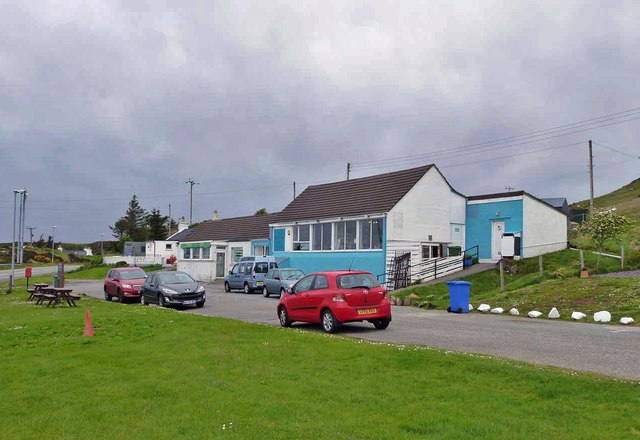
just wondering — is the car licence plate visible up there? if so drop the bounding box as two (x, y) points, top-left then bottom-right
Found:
(183, 300), (196, 305)
(256, 282), (264, 286)
(357, 308), (377, 315)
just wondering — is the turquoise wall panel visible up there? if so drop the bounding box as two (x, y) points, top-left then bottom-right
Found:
(466, 200), (523, 260)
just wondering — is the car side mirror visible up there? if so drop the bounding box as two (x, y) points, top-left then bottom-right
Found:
(287, 287), (293, 294)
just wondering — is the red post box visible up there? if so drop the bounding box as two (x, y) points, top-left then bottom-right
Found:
(25, 267), (32, 278)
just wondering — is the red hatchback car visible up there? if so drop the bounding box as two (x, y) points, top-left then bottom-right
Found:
(277, 270), (392, 333)
(104, 267), (147, 303)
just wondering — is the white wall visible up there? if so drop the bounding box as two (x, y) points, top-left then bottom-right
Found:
(103, 256), (164, 266)
(523, 195), (568, 257)
(387, 167), (466, 246)
(177, 260), (214, 282)
(145, 241), (178, 259)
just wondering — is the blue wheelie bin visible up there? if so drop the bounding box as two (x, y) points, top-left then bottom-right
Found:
(446, 281), (471, 314)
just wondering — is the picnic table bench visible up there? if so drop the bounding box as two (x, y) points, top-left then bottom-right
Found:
(41, 288), (81, 307)
(28, 283), (50, 302)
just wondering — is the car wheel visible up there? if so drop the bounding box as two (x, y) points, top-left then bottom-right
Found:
(104, 288), (111, 302)
(140, 294), (147, 306)
(263, 286), (269, 298)
(196, 301), (205, 308)
(224, 282), (231, 293)
(373, 318), (390, 330)
(117, 289), (124, 303)
(158, 294), (166, 307)
(243, 283), (250, 294)
(279, 288), (286, 298)
(321, 309), (338, 333)
(279, 306), (292, 328)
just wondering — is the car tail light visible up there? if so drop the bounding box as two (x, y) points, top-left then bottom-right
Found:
(332, 292), (346, 302)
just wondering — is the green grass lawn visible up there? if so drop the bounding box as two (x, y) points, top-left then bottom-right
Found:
(394, 249), (640, 322)
(0, 291), (639, 439)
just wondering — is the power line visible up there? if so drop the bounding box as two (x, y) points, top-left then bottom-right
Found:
(351, 110), (640, 170)
(592, 141), (640, 159)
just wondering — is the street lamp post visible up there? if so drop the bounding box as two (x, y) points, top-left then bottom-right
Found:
(51, 226), (57, 263)
(9, 190), (18, 291)
(101, 233), (104, 260)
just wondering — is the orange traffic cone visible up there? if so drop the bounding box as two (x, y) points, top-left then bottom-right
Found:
(83, 308), (94, 337)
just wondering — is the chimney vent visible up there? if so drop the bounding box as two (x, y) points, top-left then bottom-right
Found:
(213, 210), (219, 221)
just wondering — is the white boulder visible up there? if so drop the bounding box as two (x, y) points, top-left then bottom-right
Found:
(528, 311), (542, 318)
(477, 304), (491, 312)
(490, 307), (504, 314)
(593, 311), (611, 323)
(620, 317), (635, 325)
(509, 308), (520, 316)
(468, 304), (474, 311)
(571, 311), (586, 320)
(548, 307), (560, 319)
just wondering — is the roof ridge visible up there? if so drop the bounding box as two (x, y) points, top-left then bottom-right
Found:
(306, 164), (433, 189)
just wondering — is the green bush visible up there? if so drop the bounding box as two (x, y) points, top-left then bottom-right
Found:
(112, 261), (129, 268)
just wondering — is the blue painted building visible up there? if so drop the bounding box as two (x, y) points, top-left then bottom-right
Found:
(269, 165), (467, 282)
(466, 191), (568, 262)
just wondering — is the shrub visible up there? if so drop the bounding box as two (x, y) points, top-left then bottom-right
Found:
(112, 261), (129, 268)
(167, 255), (177, 265)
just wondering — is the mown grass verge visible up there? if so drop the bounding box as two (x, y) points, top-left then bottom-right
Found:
(0, 291), (639, 439)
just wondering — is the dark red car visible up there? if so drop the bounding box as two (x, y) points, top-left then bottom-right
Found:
(277, 270), (392, 333)
(104, 267), (147, 303)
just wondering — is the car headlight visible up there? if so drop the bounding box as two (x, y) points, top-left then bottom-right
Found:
(121, 283), (132, 289)
(195, 285), (205, 293)
(161, 287), (177, 294)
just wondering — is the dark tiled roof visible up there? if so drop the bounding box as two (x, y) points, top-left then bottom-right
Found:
(166, 228), (193, 242)
(542, 198), (568, 208)
(182, 213), (280, 242)
(467, 191), (525, 201)
(274, 165), (435, 223)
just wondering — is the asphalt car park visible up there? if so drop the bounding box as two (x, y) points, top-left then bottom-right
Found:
(67, 278), (640, 380)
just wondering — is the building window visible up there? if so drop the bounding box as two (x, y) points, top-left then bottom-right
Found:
(192, 248), (201, 259)
(232, 247), (243, 262)
(421, 245), (440, 259)
(312, 223), (332, 251)
(201, 247), (210, 259)
(165, 244), (172, 250)
(293, 224), (310, 251)
(184, 248), (191, 259)
(359, 220), (371, 249)
(253, 245), (268, 256)
(371, 218), (382, 250)
(334, 222), (345, 250)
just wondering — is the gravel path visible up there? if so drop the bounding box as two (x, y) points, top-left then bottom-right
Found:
(593, 270), (640, 278)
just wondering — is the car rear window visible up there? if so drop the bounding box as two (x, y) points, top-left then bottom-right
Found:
(119, 269), (146, 280)
(336, 273), (380, 289)
(255, 262), (269, 274)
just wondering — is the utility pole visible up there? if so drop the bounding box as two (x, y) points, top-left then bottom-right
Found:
(185, 178), (199, 225)
(9, 190), (18, 292)
(588, 140), (595, 215)
(168, 203), (172, 236)
(17, 191), (24, 264)
(51, 225), (56, 263)
(101, 233), (104, 260)
(293, 181), (296, 201)
(27, 227), (37, 246)
(19, 189), (27, 264)
(505, 186), (515, 192)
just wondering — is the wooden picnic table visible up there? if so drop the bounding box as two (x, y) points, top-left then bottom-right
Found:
(28, 283), (51, 302)
(41, 288), (81, 308)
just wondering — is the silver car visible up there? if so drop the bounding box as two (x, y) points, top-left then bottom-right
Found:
(262, 268), (305, 298)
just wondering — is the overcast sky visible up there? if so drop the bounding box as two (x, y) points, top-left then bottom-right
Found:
(1, 1), (639, 243)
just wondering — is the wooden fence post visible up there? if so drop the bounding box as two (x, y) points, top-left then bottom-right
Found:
(580, 250), (584, 269)
(499, 260), (504, 292)
(538, 255), (543, 277)
(621, 245), (624, 270)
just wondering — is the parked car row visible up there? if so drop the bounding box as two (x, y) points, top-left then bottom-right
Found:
(104, 267), (206, 308)
(104, 261), (392, 334)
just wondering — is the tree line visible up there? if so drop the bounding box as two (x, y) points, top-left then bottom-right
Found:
(109, 195), (177, 242)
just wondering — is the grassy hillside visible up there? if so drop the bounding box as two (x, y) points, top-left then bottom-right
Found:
(571, 177), (640, 219)
(570, 177), (640, 254)
(394, 249), (640, 323)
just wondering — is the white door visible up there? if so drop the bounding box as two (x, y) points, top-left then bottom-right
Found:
(491, 221), (504, 260)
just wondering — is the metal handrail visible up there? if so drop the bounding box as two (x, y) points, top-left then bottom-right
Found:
(378, 255), (464, 290)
